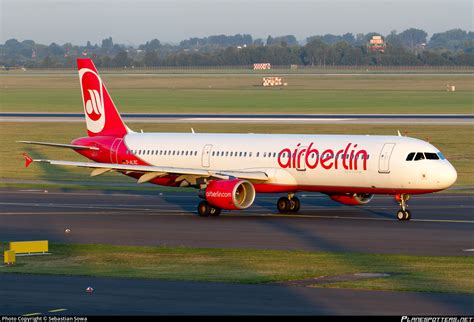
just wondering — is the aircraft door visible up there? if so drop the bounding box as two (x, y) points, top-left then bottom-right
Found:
(110, 138), (123, 164)
(202, 144), (213, 167)
(378, 143), (395, 173)
(296, 146), (308, 171)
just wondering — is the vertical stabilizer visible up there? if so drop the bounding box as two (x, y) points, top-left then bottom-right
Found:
(77, 58), (128, 137)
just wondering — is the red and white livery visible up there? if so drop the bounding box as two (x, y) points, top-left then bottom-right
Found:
(21, 59), (457, 220)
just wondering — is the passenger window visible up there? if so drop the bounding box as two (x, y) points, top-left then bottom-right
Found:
(249, 152), (252, 157)
(257, 152), (260, 157)
(414, 152), (425, 161)
(424, 152), (440, 160)
(225, 152), (229, 157)
(406, 152), (415, 161)
(244, 152), (247, 157)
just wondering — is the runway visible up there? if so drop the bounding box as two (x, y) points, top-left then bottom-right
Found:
(1, 274), (473, 315)
(1, 188), (473, 315)
(1, 189), (472, 256)
(1, 113), (472, 124)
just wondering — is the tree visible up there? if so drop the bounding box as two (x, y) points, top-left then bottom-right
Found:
(101, 37), (114, 49)
(397, 28), (427, 49)
(112, 50), (130, 67)
(429, 29), (472, 51)
(143, 51), (159, 66)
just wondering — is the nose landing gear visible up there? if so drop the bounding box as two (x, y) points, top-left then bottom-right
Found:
(277, 193), (300, 214)
(395, 194), (411, 221)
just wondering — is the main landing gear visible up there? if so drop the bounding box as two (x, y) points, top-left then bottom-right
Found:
(277, 193), (300, 214)
(197, 200), (221, 217)
(396, 194), (411, 221)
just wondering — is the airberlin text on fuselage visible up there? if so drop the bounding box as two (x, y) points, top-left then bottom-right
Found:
(278, 142), (368, 171)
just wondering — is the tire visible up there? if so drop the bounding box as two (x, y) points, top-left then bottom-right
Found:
(198, 201), (211, 217)
(396, 210), (405, 221)
(277, 197), (291, 213)
(290, 197), (301, 213)
(210, 206), (221, 217)
(404, 209), (411, 221)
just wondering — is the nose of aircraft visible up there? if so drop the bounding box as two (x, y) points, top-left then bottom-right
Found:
(441, 162), (457, 189)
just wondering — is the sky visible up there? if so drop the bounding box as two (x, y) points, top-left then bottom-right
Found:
(1, 0), (473, 46)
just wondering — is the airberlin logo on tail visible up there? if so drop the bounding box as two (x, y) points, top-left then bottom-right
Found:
(79, 68), (105, 133)
(278, 142), (368, 171)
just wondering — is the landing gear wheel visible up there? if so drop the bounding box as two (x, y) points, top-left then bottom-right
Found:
(397, 210), (405, 221)
(277, 197), (291, 213)
(209, 206), (221, 217)
(404, 209), (411, 221)
(198, 201), (211, 217)
(290, 196), (301, 213)
(396, 210), (411, 221)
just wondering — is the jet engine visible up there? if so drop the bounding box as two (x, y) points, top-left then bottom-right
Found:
(200, 179), (256, 210)
(329, 193), (374, 205)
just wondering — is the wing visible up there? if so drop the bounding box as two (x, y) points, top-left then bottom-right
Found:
(22, 154), (269, 185)
(18, 141), (99, 151)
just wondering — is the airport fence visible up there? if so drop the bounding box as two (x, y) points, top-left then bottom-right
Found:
(2, 64), (473, 73)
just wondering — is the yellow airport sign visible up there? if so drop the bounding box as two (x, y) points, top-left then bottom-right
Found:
(4, 250), (16, 265)
(10, 240), (48, 254)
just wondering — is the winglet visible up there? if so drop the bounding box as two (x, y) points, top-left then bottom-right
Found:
(22, 153), (33, 168)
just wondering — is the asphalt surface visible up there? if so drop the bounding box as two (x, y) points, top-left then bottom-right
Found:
(1, 189), (473, 256)
(1, 189), (473, 315)
(1, 113), (473, 124)
(1, 274), (473, 315)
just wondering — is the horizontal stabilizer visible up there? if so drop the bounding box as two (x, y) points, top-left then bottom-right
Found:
(22, 153), (33, 168)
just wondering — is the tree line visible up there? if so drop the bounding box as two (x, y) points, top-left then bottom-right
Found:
(1, 28), (473, 68)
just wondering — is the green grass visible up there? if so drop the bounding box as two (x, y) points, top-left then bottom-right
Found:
(1, 74), (473, 114)
(2, 122), (472, 189)
(1, 243), (473, 294)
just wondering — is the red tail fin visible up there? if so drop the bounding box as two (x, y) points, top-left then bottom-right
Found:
(77, 59), (128, 137)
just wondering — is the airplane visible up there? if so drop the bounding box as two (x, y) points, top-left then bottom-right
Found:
(20, 58), (457, 220)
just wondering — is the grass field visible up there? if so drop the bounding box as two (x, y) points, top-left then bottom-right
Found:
(1, 74), (473, 114)
(2, 243), (473, 294)
(1, 122), (472, 189)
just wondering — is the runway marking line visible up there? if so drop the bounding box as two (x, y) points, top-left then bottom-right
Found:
(1, 211), (472, 224)
(48, 308), (67, 313)
(22, 313), (42, 316)
(463, 249), (474, 252)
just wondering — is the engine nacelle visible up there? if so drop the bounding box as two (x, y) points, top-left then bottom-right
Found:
(329, 193), (374, 206)
(201, 179), (256, 210)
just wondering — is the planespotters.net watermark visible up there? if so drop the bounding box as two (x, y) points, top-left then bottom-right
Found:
(402, 317), (473, 322)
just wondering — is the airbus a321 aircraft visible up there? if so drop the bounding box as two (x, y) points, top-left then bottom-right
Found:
(21, 58), (457, 220)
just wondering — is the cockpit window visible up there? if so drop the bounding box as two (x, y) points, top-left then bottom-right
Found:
(406, 152), (415, 161)
(437, 152), (446, 160)
(414, 152), (425, 161)
(424, 152), (440, 160)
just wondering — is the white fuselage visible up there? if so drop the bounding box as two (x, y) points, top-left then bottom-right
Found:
(123, 132), (457, 194)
